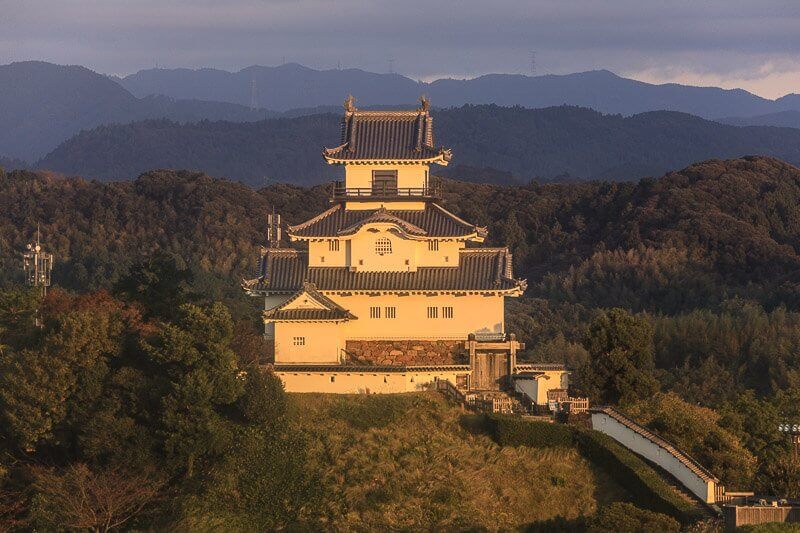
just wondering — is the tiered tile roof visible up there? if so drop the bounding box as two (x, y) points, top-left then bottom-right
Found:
(323, 96), (451, 164)
(243, 248), (526, 294)
(286, 203), (487, 240)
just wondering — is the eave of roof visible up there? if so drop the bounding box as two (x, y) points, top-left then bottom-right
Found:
(243, 247), (527, 295)
(285, 203), (486, 240)
(263, 282), (357, 322)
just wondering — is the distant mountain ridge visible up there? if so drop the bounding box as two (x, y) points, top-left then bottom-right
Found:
(119, 63), (800, 119)
(0, 61), (280, 161)
(36, 105), (800, 186)
(718, 110), (800, 130)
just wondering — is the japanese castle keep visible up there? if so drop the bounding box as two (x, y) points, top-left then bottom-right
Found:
(244, 95), (568, 396)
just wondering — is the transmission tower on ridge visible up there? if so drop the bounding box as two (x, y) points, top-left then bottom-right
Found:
(267, 209), (282, 248)
(250, 78), (258, 110)
(23, 224), (53, 297)
(529, 50), (536, 77)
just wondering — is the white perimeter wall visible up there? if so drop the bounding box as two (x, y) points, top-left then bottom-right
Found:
(277, 369), (467, 394)
(591, 412), (716, 503)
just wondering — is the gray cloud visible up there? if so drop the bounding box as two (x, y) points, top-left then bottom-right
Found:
(1, 0), (799, 97)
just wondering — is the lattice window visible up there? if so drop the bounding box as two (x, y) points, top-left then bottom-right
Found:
(428, 240), (439, 251)
(293, 336), (305, 346)
(385, 306), (396, 318)
(370, 306), (381, 319)
(442, 306), (454, 319)
(427, 306), (438, 319)
(328, 240), (340, 252)
(375, 237), (392, 255)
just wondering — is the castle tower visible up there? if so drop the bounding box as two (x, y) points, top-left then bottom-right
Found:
(242, 96), (563, 394)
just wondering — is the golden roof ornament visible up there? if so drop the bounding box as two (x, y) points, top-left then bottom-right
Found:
(419, 94), (430, 112)
(344, 94), (356, 113)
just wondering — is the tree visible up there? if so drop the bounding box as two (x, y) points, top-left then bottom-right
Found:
(581, 308), (659, 405)
(146, 303), (243, 477)
(237, 367), (287, 431)
(115, 252), (193, 320)
(756, 457), (800, 498)
(30, 463), (163, 532)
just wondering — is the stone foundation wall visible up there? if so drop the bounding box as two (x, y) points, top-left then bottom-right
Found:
(345, 340), (467, 366)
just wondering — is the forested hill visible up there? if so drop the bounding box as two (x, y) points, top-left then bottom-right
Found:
(2, 155), (800, 315)
(37, 105), (800, 186)
(0, 61), (278, 162)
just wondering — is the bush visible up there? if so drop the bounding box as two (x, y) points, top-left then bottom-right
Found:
(588, 502), (680, 532)
(484, 415), (576, 448)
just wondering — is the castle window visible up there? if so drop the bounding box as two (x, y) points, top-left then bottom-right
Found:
(293, 336), (305, 346)
(385, 306), (396, 318)
(427, 306), (438, 319)
(330, 375), (335, 383)
(370, 306), (381, 319)
(428, 240), (439, 251)
(443, 306), (454, 319)
(328, 240), (339, 252)
(375, 237), (392, 255)
(372, 170), (397, 195)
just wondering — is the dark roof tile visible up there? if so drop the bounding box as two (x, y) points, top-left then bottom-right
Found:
(244, 248), (526, 293)
(287, 203), (486, 239)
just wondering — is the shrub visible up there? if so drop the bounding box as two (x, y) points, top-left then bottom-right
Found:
(588, 502), (680, 532)
(484, 415), (576, 448)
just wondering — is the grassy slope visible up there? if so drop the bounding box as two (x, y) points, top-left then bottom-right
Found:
(289, 392), (628, 530)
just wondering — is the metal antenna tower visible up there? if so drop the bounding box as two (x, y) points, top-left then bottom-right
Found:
(529, 50), (536, 77)
(250, 77), (258, 110)
(388, 58), (395, 74)
(267, 208), (282, 248)
(23, 224), (53, 297)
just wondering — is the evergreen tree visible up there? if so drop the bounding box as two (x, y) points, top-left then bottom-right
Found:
(581, 308), (659, 405)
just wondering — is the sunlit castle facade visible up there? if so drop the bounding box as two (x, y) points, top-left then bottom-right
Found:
(244, 96), (567, 395)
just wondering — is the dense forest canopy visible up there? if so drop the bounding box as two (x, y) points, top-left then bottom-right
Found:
(36, 105), (800, 185)
(3, 155), (800, 526)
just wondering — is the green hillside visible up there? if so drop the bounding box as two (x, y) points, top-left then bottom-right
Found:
(284, 393), (627, 530)
(36, 105), (800, 184)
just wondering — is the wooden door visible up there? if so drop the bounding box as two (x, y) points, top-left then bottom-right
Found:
(472, 352), (510, 390)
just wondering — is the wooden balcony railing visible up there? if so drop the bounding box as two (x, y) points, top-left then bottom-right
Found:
(330, 181), (441, 200)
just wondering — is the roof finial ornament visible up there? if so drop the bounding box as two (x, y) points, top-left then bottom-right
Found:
(344, 94), (356, 113)
(419, 94), (430, 112)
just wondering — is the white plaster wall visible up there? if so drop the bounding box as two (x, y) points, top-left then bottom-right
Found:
(330, 293), (505, 339)
(591, 413), (716, 503)
(274, 322), (342, 364)
(277, 369), (467, 394)
(344, 163), (429, 190)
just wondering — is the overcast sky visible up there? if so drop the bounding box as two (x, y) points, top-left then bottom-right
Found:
(2, 0), (799, 98)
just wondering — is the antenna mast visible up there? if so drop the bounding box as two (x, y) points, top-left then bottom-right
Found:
(23, 225), (54, 298)
(267, 208), (282, 248)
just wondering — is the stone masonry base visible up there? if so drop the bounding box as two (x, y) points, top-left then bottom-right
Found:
(345, 339), (467, 366)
